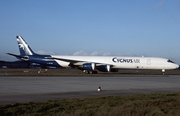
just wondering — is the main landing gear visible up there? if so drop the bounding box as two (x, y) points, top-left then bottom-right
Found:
(83, 70), (98, 74)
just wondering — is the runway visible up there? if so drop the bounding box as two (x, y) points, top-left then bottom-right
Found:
(0, 75), (180, 104)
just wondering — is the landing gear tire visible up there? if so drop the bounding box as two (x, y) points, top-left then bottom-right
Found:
(84, 70), (90, 74)
(83, 70), (98, 74)
(92, 71), (98, 74)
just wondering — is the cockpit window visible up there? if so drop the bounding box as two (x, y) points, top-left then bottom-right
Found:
(167, 59), (174, 63)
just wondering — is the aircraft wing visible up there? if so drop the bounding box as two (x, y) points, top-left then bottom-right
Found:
(45, 57), (88, 63)
(45, 56), (111, 66)
(45, 56), (114, 72)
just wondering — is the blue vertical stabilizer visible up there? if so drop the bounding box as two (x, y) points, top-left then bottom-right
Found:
(16, 36), (35, 56)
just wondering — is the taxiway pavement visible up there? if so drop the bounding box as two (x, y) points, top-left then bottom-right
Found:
(0, 75), (180, 104)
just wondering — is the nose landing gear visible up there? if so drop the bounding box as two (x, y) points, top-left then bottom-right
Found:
(162, 69), (165, 75)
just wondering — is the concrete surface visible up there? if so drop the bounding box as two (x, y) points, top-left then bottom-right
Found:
(0, 75), (180, 104)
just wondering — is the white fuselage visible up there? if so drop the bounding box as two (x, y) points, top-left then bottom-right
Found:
(51, 55), (179, 70)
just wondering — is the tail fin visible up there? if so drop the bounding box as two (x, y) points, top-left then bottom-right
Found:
(16, 36), (35, 56)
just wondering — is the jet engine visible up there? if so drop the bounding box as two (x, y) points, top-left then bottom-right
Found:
(96, 65), (110, 72)
(82, 63), (95, 71)
(96, 65), (118, 72)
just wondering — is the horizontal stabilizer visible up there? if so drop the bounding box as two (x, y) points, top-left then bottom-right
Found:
(6, 53), (27, 59)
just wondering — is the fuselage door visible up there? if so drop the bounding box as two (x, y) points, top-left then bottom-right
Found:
(147, 59), (151, 65)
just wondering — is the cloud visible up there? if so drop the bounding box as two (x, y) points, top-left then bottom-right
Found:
(152, 1), (165, 10)
(73, 50), (89, 56)
(90, 51), (112, 56)
(157, 1), (165, 8)
(73, 50), (139, 56)
(34, 50), (141, 57)
(73, 50), (113, 56)
(170, 15), (174, 18)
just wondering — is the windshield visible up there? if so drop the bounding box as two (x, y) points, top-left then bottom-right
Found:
(167, 59), (175, 63)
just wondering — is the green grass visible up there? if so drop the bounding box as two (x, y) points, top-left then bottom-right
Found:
(1, 93), (180, 116)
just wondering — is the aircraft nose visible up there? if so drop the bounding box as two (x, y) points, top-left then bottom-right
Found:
(175, 64), (180, 70)
(177, 65), (180, 70)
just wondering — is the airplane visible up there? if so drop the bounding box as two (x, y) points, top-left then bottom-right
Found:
(6, 36), (179, 74)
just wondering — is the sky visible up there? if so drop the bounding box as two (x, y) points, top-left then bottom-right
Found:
(0, 0), (180, 64)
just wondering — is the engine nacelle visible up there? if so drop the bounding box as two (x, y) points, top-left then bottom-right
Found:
(96, 65), (110, 72)
(96, 65), (118, 72)
(83, 63), (95, 71)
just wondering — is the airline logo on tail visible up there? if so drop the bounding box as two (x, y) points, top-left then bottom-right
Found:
(16, 36), (33, 56)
